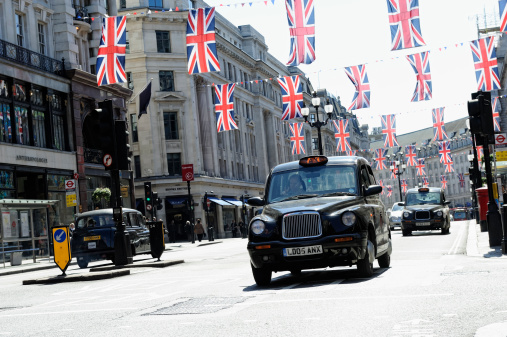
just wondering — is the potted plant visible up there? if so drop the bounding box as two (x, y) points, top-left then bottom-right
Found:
(92, 187), (111, 206)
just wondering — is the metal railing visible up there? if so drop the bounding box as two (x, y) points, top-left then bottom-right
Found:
(0, 39), (65, 76)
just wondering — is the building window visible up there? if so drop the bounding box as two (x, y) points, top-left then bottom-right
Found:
(14, 107), (29, 145)
(125, 31), (130, 54)
(0, 104), (12, 143)
(52, 113), (65, 150)
(127, 72), (134, 90)
(167, 153), (181, 176)
(15, 14), (23, 46)
(38, 23), (46, 55)
(120, 0), (126, 8)
(32, 110), (46, 148)
(134, 155), (141, 178)
(163, 112), (178, 140)
(130, 114), (138, 142)
(312, 138), (318, 150)
(149, 0), (163, 7)
(159, 71), (174, 91)
(156, 31), (171, 53)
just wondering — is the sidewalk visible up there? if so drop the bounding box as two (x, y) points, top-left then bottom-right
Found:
(466, 219), (506, 258)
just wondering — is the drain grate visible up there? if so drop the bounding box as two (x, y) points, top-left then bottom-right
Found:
(146, 297), (249, 315)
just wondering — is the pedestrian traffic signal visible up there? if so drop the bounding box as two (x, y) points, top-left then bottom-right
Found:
(468, 91), (494, 136)
(144, 182), (152, 205)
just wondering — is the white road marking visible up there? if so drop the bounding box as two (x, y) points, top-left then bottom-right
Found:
(447, 224), (466, 255)
(442, 313), (457, 317)
(0, 307), (138, 317)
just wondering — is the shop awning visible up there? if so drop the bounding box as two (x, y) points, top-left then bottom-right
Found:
(221, 197), (243, 207)
(207, 196), (232, 206)
(166, 197), (188, 206)
(0, 199), (59, 209)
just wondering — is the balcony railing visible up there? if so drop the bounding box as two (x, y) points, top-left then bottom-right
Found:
(0, 39), (65, 76)
(72, 5), (92, 25)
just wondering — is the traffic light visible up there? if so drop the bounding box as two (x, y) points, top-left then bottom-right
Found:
(153, 191), (163, 210)
(468, 91), (494, 136)
(97, 100), (115, 164)
(115, 120), (131, 170)
(468, 166), (482, 188)
(144, 182), (152, 206)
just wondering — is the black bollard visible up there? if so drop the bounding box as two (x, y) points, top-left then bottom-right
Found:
(502, 205), (507, 254)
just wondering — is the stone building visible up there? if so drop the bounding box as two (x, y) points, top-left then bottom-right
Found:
(120, 0), (369, 238)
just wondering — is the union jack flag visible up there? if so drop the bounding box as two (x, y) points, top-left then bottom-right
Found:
(432, 107), (448, 141)
(186, 7), (220, 75)
(285, 0), (316, 66)
(458, 173), (465, 188)
(401, 179), (408, 194)
(406, 51), (432, 102)
(416, 158), (426, 176)
(391, 163), (398, 179)
(379, 179), (385, 195)
(277, 75), (303, 120)
(438, 141), (453, 164)
(374, 148), (388, 170)
(470, 37), (501, 91)
(500, 0), (507, 33)
(440, 175), (447, 190)
(492, 96), (502, 132)
(333, 119), (352, 152)
(422, 176), (429, 187)
(386, 0), (426, 51)
(346, 150), (357, 156)
(443, 161), (454, 173)
(381, 114), (399, 148)
(96, 16), (127, 86)
(476, 145), (484, 161)
(405, 145), (417, 166)
(289, 122), (306, 155)
(214, 84), (238, 132)
(344, 64), (370, 111)
(387, 185), (393, 197)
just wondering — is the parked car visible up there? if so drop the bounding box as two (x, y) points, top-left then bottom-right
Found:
(72, 208), (152, 268)
(246, 155), (391, 286)
(389, 202), (404, 230)
(453, 208), (468, 221)
(400, 187), (451, 236)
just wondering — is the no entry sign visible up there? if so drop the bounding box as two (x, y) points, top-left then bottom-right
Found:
(182, 164), (194, 182)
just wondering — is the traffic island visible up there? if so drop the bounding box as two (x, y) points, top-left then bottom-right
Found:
(89, 259), (184, 272)
(22, 269), (130, 285)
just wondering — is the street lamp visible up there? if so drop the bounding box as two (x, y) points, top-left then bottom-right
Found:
(301, 91), (334, 155)
(390, 159), (407, 202)
(204, 191), (214, 242)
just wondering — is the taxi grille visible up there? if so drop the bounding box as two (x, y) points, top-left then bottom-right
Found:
(415, 211), (430, 220)
(282, 212), (322, 240)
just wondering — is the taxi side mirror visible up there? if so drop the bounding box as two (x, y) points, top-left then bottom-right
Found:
(247, 197), (265, 207)
(399, 202), (405, 206)
(444, 201), (451, 205)
(364, 185), (382, 196)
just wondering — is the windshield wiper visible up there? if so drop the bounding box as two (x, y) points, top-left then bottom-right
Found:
(279, 194), (319, 202)
(321, 192), (357, 197)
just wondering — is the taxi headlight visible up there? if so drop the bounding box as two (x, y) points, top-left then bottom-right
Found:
(436, 210), (443, 217)
(403, 211), (411, 218)
(250, 220), (265, 235)
(342, 211), (357, 226)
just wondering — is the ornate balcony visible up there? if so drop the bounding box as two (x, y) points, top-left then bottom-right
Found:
(0, 38), (65, 76)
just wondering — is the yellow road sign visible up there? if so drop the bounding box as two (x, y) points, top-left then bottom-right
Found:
(66, 193), (77, 207)
(120, 186), (129, 198)
(52, 226), (71, 274)
(496, 149), (507, 161)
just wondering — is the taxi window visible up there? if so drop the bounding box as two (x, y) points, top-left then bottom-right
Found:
(129, 213), (139, 227)
(123, 212), (130, 226)
(360, 166), (371, 188)
(77, 215), (114, 228)
(137, 214), (146, 228)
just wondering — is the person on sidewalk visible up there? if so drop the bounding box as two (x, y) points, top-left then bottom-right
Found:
(184, 221), (192, 242)
(194, 219), (205, 242)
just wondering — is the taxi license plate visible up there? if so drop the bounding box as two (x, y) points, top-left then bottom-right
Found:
(84, 235), (100, 241)
(283, 245), (322, 257)
(88, 242), (96, 249)
(416, 222), (430, 226)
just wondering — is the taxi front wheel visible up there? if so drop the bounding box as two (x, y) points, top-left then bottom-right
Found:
(251, 263), (272, 286)
(357, 239), (374, 277)
(77, 258), (88, 269)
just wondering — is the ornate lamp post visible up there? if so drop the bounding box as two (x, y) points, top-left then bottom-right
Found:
(390, 158), (407, 202)
(301, 91), (334, 155)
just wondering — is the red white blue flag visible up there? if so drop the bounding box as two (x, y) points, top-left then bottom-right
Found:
(381, 114), (399, 148)
(438, 140), (453, 164)
(379, 179), (385, 195)
(458, 173), (465, 188)
(470, 37), (501, 92)
(186, 7), (220, 75)
(406, 51), (432, 102)
(440, 175), (447, 190)
(333, 119), (352, 152)
(97, 16), (127, 86)
(443, 161), (454, 173)
(390, 163), (398, 179)
(492, 96), (502, 132)
(289, 122), (306, 155)
(346, 150), (357, 156)
(432, 107), (448, 141)
(500, 0), (507, 33)
(387, 185), (393, 197)
(405, 145), (418, 166)
(277, 75), (303, 120)
(401, 179), (408, 194)
(386, 0), (426, 51)
(214, 84), (238, 132)
(285, 0), (316, 66)
(476, 145), (484, 161)
(374, 148), (388, 170)
(422, 176), (429, 187)
(416, 158), (426, 176)
(344, 64), (370, 110)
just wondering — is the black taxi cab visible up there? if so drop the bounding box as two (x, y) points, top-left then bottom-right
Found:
(71, 208), (152, 268)
(400, 187), (451, 236)
(246, 155), (391, 286)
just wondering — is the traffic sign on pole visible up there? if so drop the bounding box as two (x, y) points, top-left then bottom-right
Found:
(182, 164), (194, 181)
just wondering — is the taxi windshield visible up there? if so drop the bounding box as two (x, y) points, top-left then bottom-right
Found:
(267, 165), (358, 203)
(392, 204), (403, 211)
(76, 215), (115, 229)
(405, 192), (441, 206)
(454, 211), (467, 219)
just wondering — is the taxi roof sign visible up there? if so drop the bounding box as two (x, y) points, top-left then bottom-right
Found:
(418, 187), (430, 192)
(299, 156), (328, 167)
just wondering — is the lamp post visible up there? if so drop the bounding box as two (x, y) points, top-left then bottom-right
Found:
(204, 191), (214, 242)
(301, 91), (334, 155)
(468, 153), (480, 225)
(241, 194), (249, 239)
(390, 158), (406, 202)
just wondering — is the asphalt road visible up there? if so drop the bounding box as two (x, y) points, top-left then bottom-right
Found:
(1, 221), (506, 337)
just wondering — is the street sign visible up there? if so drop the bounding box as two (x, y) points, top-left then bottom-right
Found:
(120, 186), (129, 198)
(73, 172), (79, 180)
(103, 154), (113, 167)
(66, 193), (77, 207)
(52, 226), (71, 274)
(182, 164), (194, 182)
(495, 133), (507, 148)
(496, 151), (507, 161)
(65, 179), (75, 191)
(146, 204), (152, 211)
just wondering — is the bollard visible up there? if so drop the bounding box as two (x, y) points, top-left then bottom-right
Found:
(148, 221), (164, 260)
(502, 205), (507, 254)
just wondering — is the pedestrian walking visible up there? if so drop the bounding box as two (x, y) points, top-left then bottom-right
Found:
(194, 219), (205, 242)
(184, 221), (192, 242)
(231, 220), (237, 237)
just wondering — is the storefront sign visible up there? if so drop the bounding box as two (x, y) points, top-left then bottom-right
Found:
(165, 187), (187, 191)
(66, 192), (77, 207)
(15, 155), (48, 163)
(120, 186), (129, 198)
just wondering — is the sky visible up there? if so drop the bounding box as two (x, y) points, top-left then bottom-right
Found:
(204, 0), (502, 135)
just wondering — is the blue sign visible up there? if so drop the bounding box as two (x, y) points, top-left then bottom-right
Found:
(54, 229), (66, 243)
